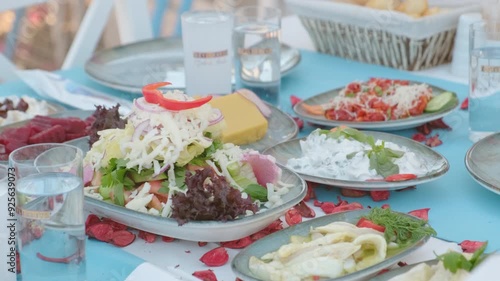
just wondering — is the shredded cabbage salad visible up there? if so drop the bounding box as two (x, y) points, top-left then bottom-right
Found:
(83, 90), (290, 222)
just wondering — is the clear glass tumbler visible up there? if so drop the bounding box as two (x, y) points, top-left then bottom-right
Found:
(233, 6), (282, 105)
(10, 144), (86, 281)
(469, 21), (500, 142)
(181, 10), (234, 96)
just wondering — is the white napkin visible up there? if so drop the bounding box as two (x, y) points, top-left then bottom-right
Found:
(397, 237), (463, 265)
(124, 263), (199, 281)
(16, 70), (133, 114)
(466, 254), (500, 280)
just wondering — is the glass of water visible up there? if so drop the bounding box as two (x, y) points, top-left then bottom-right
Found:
(10, 144), (86, 281)
(181, 10), (234, 96)
(469, 20), (500, 142)
(234, 6), (282, 105)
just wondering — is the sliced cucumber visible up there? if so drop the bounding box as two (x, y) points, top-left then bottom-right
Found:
(425, 91), (456, 112)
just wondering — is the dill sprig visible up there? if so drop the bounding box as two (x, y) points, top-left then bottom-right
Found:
(364, 207), (437, 246)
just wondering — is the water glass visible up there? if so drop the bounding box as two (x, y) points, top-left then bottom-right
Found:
(181, 10), (233, 96)
(234, 6), (282, 105)
(469, 21), (500, 142)
(10, 144), (86, 281)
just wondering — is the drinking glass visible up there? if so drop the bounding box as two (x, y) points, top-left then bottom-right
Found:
(469, 20), (500, 142)
(10, 144), (86, 281)
(181, 10), (234, 96)
(233, 6), (282, 105)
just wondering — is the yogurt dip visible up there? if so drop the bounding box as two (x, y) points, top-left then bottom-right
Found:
(287, 128), (429, 181)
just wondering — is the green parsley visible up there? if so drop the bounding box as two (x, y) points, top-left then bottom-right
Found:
(189, 140), (223, 166)
(437, 242), (488, 274)
(363, 207), (437, 246)
(319, 127), (405, 178)
(100, 158), (135, 206)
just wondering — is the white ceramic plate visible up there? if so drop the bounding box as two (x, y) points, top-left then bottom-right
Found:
(293, 83), (459, 131)
(66, 136), (306, 242)
(465, 132), (500, 195)
(263, 131), (449, 190)
(232, 209), (432, 281)
(84, 169), (305, 242)
(85, 38), (301, 93)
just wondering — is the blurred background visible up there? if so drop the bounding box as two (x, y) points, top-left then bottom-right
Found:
(0, 0), (288, 72)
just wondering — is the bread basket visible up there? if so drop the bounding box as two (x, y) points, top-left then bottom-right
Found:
(285, 0), (481, 70)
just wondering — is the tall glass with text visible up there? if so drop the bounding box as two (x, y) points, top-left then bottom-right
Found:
(234, 6), (282, 105)
(10, 144), (86, 281)
(181, 10), (233, 96)
(469, 21), (500, 142)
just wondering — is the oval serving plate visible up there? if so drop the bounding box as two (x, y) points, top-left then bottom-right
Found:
(69, 127), (306, 241)
(232, 209), (432, 281)
(293, 83), (459, 131)
(84, 167), (305, 242)
(263, 131), (449, 190)
(85, 37), (301, 93)
(465, 132), (500, 196)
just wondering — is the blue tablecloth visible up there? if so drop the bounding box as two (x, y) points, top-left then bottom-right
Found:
(2, 50), (500, 277)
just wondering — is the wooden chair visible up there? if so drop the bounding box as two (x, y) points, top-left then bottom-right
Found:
(0, 0), (155, 83)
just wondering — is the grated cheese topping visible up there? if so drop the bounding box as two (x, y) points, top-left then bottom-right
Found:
(84, 89), (215, 174)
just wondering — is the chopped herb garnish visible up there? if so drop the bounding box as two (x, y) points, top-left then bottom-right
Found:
(437, 242), (488, 273)
(158, 181), (170, 194)
(174, 166), (189, 190)
(363, 207), (437, 246)
(367, 141), (404, 178)
(320, 127), (405, 178)
(189, 140), (223, 166)
(100, 158), (135, 206)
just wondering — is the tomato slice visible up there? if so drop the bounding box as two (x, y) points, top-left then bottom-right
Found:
(356, 217), (386, 233)
(199, 247), (229, 267)
(142, 82), (212, 111)
(459, 240), (486, 253)
(285, 208), (302, 226)
(385, 173), (417, 182)
(408, 208), (430, 221)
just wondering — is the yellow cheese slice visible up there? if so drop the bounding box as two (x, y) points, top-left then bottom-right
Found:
(209, 93), (268, 145)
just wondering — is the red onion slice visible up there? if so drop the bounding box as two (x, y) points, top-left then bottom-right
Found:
(236, 89), (272, 118)
(134, 98), (169, 113)
(153, 163), (170, 177)
(83, 164), (94, 185)
(132, 120), (149, 141)
(208, 108), (224, 126)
